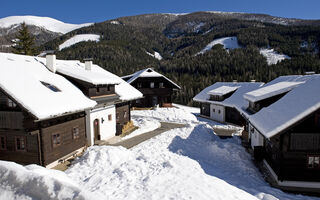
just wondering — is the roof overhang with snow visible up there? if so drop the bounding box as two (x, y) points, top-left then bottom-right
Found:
(207, 86), (240, 97)
(244, 81), (304, 103)
(0, 53), (96, 121)
(122, 68), (181, 89)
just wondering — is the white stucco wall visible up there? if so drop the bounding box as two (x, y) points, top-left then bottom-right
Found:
(86, 105), (116, 146)
(249, 123), (264, 149)
(210, 104), (225, 123)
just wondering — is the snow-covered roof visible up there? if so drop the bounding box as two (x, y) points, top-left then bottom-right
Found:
(0, 53), (96, 120)
(249, 77), (320, 138)
(54, 59), (142, 101)
(53, 60), (120, 85)
(122, 68), (181, 89)
(207, 86), (240, 96)
(193, 82), (264, 110)
(244, 81), (304, 103)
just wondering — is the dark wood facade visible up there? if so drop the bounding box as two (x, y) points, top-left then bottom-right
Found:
(263, 109), (320, 182)
(115, 102), (131, 135)
(125, 77), (179, 108)
(225, 107), (246, 126)
(247, 92), (287, 113)
(0, 91), (87, 167)
(200, 103), (210, 117)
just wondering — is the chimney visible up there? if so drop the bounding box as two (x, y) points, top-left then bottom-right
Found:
(46, 51), (56, 73)
(84, 58), (93, 71)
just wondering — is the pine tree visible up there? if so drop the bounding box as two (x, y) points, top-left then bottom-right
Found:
(12, 22), (35, 55)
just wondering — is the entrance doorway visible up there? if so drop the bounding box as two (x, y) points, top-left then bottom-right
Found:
(152, 96), (158, 106)
(93, 119), (100, 141)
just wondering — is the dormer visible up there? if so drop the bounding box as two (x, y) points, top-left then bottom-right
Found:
(207, 86), (239, 102)
(244, 81), (304, 113)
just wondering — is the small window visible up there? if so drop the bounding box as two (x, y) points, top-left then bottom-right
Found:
(52, 133), (61, 148)
(213, 108), (215, 113)
(218, 110), (221, 114)
(107, 85), (111, 91)
(15, 136), (26, 151)
(0, 136), (6, 150)
(159, 82), (164, 88)
(41, 81), (61, 92)
(136, 99), (141, 103)
(137, 83), (142, 88)
(97, 87), (100, 93)
(124, 111), (127, 118)
(150, 82), (154, 88)
(108, 114), (112, 121)
(8, 98), (17, 108)
(308, 156), (320, 168)
(72, 127), (80, 139)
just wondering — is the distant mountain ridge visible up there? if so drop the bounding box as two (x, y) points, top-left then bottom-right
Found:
(0, 15), (92, 52)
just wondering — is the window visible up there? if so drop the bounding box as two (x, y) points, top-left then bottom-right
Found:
(41, 81), (61, 92)
(97, 87), (100, 93)
(0, 136), (6, 150)
(52, 133), (61, 148)
(159, 82), (164, 88)
(137, 83), (142, 88)
(107, 85), (111, 91)
(72, 127), (80, 139)
(218, 110), (221, 114)
(15, 136), (26, 151)
(308, 156), (320, 168)
(150, 82), (154, 88)
(136, 99), (141, 104)
(8, 98), (17, 108)
(108, 114), (112, 121)
(213, 108), (215, 113)
(124, 111), (127, 118)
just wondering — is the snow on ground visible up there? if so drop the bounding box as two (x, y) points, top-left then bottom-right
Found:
(0, 161), (101, 200)
(131, 106), (198, 124)
(0, 16), (92, 34)
(59, 34), (100, 50)
(1, 106), (318, 200)
(196, 36), (240, 55)
(110, 21), (120, 25)
(146, 51), (163, 60)
(121, 116), (161, 140)
(259, 48), (290, 65)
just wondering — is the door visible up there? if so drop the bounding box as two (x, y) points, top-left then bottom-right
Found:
(152, 96), (158, 106)
(93, 119), (100, 141)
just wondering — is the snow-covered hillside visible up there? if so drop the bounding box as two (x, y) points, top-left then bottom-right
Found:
(59, 34), (100, 50)
(0, 16), (92, 34)
(0, 106), (318, 200)
(260, 48), (290, 65)
(146, 51), (163, 60)
(196, 36), (240, 55)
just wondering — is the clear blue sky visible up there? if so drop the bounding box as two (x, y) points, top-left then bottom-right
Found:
(2, 0), (320, 24)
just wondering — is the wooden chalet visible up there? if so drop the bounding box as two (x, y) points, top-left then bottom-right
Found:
(122, 68), (180, 107)
(243, 75), (320, 191)
(54, 57), (142, 138)
(0, 53), (96, 168)
(193, 82), (263, 126)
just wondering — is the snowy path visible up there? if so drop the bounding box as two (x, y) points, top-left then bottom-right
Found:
(113, 122), (186, 149)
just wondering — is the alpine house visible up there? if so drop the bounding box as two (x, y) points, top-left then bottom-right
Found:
(122, 68), (180, 107)
(193, 82), (263, 126)
(0, 53), (96, 168)
(243, 74), (320, 191)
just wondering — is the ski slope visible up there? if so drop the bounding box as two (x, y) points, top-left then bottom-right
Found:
(59, 34), (100, 50)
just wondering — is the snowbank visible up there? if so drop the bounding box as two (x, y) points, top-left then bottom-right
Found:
(0, 161), (101, 200)
(122, 116), (161, 140)
(0, 16), (92, 34)
(259, 49), (290, 65)
(131, 107), (198, 124)
(196, 36), (240, 55)
(59, 34), (100, 50)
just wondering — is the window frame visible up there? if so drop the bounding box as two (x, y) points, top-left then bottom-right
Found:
(159, 82), (164, 88)
(72, 127), (80, 139)
(0, 135), (7, 151)
(52, 133), (61, 148)
(150, 82), (155, 88)
(7, 98), (17, 108)
(108, 114), (112, 121)
(15, 136), (26, 151)
(307, 155), (320, 169)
